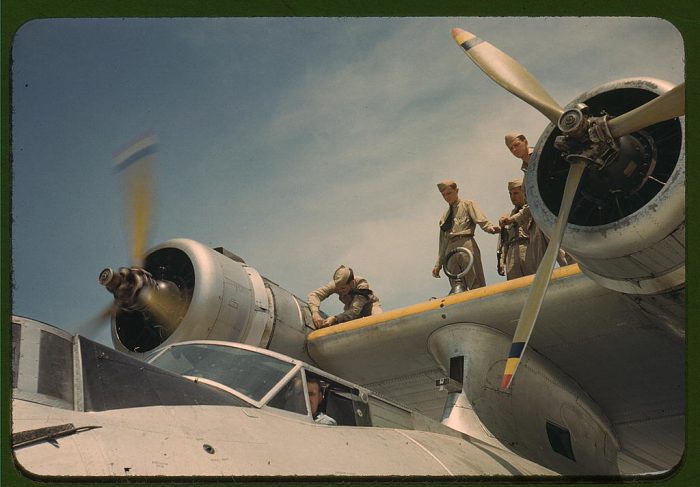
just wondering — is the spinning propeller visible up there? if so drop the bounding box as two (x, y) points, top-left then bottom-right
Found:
(451, 28), (685, 390)
(77, 134), (185, 346)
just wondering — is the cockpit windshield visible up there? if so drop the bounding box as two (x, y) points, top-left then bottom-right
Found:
(149, 343), (294, 402)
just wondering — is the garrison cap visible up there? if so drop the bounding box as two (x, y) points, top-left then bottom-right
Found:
(505, 132), (525, 147)
(508, 179), (523, 190)
(437, 179), (457, 192)
(333, 265), (353, 287)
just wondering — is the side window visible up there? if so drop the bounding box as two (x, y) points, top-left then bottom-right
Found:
(267, 371), (307, 415)
(546, 420), (576, 461)
(325, 388), (371, 427)
(307, 371), (371, 428)
(303, 370), (373, 427)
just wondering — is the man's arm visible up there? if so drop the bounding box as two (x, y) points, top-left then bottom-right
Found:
(468, 200), (499, 234)
(433, 222), (449, 277)
(334, 294), (369, 324)
(510, 204), (531, 227)
(308, 282), (335, 327)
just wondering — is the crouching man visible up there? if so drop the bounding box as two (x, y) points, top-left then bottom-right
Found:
(308, 265), (382, 328)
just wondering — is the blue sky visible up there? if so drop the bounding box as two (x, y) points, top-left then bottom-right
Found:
(11, 17), (684, 344)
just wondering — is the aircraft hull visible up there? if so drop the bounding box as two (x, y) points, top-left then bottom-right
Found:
(12, 400), (555, 478)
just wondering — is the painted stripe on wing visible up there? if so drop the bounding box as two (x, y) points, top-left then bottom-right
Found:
(308, 264), (582, 341)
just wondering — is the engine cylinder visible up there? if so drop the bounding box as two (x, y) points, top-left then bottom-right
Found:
(526, 78), (685, 295)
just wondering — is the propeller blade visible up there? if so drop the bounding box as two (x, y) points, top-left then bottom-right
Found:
(74, 303), (115, 337)
(451, 28), (564, 124)
(113, 134), (157, 266)
(501, 161), (586, 390)
(608, 82), (685, 138)
(127, 171), (153, 265)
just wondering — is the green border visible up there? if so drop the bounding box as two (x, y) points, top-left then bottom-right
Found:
(2, 1), (697, 487)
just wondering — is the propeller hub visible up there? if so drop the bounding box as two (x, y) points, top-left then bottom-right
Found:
(557, 104), (587, 135)
(98, 268), (117, 288)
(533, 78), (682, 228)
(99, 266), (156, 311)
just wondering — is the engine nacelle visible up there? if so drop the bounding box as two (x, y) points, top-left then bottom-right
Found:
(527, 77), (685, 295)
(429, 324), (620, 475)
(110, 238), (315, 361)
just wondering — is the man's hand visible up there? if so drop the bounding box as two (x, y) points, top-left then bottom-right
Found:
(322, 316), (337, 328)
(432, 265), (441, 278)
(312, 312), (325, 328)
(499, 216), (513, 228)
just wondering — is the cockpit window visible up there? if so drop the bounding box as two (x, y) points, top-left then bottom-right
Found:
(325, 388), (371, 427)
(267, 370), (307, 415)
(304, 371), (372, 427)
(149, 343), (294, 402)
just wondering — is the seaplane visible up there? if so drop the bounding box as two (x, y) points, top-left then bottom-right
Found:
(10, 27), (685, 479)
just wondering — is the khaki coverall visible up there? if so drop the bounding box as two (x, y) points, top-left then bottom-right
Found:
(436, 199), (495, 290)
(308, 277), (382, 324)
(498, 205), (536, 280)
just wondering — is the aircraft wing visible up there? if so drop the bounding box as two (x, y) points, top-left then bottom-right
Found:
(306, 264), (685, 474)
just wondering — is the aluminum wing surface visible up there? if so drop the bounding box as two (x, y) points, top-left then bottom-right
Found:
(306, 265), (684, 475)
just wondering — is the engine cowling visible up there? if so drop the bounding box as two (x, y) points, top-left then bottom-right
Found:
(110, 238), (315, 361)
(526, 77), (685, 295)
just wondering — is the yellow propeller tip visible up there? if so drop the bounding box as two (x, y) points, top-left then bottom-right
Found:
(451, 28), (474, 45)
